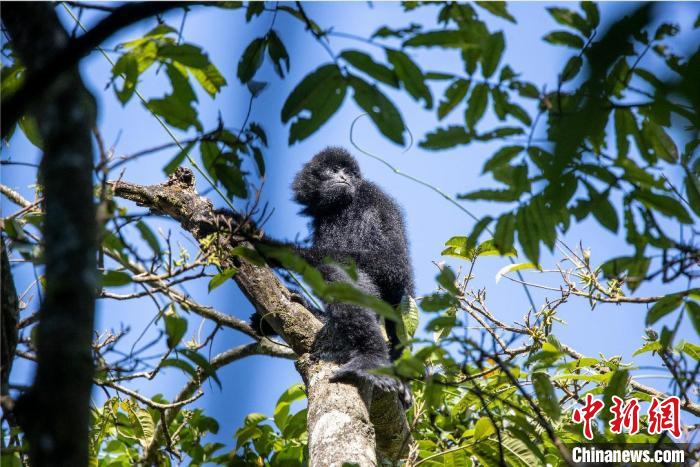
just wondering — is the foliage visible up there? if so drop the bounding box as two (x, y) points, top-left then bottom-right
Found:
(1, 1), (698, 466)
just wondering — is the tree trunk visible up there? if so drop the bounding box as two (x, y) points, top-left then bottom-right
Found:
(299, 356), (377, 466)
(1, 237), (19, 397)
(2, 3), (98, 466)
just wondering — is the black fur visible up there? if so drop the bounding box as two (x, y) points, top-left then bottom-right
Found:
(252, 147), (414, 407)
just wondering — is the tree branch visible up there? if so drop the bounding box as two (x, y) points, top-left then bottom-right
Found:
(111, 168), (411, 463)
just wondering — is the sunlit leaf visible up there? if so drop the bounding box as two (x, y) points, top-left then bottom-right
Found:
(495, 262), (537, 282)
(208, 267), (237, 292)
(475, 1), (516, 23)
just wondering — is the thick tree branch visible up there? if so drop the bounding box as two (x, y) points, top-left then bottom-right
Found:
(1, 1), (190, 137)
(3, 3), (98, 465)
(111, 168), (411, 464)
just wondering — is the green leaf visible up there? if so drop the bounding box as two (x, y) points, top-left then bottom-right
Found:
(134, 221), (162, 257)
(472, 238), (516, 257)
(340, 50), (398, 87)
(436, 266), (461, 296)
(590, 196), (619, 233)
(474, 417), (496, 440)
(483, 145), (523, 173)
(166, 64), (196, 105)
(686, 300), (700, 336)
(601, 369), (629, 423)
(531, 372), (561, 421)
(324, 282), (399, 321)
(632, 341), (662, 357)
(267, 30), (290, 78)
(111, 53), (139, 104)
(442, 237), (515, 260)
(180, 348), (222, 389)
(419, 126), (471, 150)
(547, 7), (591, 36)
(190, 63), (227, 97)
(214, 158), (248, 199)
(122, 401), (155, 447)
(493, 212), (516, 254)
(273, 383), (306, 431)
(543, 31), (585, 48)
(642, 120), (678, 163)
(438, 79), (470, 120)
(162, 358), (198, 379)
(163, 141), (194, 175)
(237, 37), (266, 83)
(147, 95), (201, 131)
(282, 64), (348, 144)
(634, 189), (692, 224)
(561, 56), (583, 82)
(458, 189), (520, 202)
(208, 268), (237, 292)
(164, 313), (188, 348)
(516, 207), (540, 265)
(678, 341), (700, 361)
(495, 262), (537, 282)
(403, 30), (466, 48)
(475, 1), (516, 23)
(158, 43), (210, 68)
(386, 49), (432, 108)
(245, 1), (264, 21)
(18, 115), (43, 149)
(100, 270), (132, 287)
(583, 183), (618, 233)
(481, 32), (505, 78)
(397, 295), (420, 343)
(348, 75), (405, 145)
(684, 171), (700, 217)
(430, 307), (457, 342)
(465, 83), (489, 129)
(646, 294), (684, 325)
(581, 2), (600, 28)
(506, 102), (532, 126)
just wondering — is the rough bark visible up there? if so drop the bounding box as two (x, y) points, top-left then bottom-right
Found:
(2, 3), (98, 466)
(1, 237), (19, 396)
(112, 168), (411, 464)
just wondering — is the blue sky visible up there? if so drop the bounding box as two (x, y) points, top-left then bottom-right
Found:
(2, 1), (698, 449)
